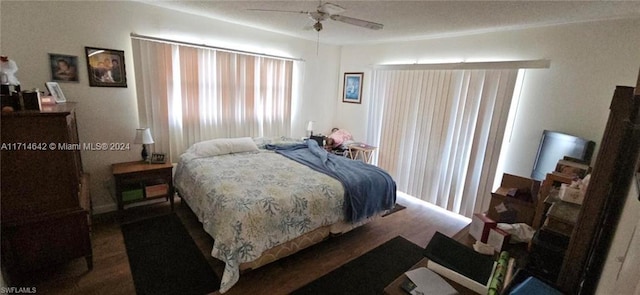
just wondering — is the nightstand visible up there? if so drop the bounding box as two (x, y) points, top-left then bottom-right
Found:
(112, 161), (174, 213)
(347, 143), (377, 164)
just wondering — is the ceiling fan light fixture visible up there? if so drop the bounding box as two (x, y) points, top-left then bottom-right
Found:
(313, 21), (323, 32)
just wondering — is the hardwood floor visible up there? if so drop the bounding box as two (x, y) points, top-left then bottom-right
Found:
(3, 193), (470, 295)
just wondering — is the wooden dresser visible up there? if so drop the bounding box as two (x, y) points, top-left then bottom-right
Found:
(1, 103), (92, 279)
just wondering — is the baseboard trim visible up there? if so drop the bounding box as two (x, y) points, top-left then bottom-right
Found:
(91, 198), (172, 215)
(92, 203), (117, 215)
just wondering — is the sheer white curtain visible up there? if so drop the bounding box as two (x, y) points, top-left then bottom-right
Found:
(368, 68), (518, 217)
(132, 38), (293, 162)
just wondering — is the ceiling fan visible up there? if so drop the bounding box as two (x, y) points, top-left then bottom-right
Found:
(248, 2), (384, 32)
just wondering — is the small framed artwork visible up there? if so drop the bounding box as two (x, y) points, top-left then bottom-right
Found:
(49, 53), (79, 82)
(45, 82), (66, 103)
(84, 46), (127, 87)
(343, 72), (363, 104)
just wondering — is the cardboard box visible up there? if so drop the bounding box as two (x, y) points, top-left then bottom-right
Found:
(145, 183), (169, 198)
(487, 174), (540, 225)
(532, 173), (574, 229)
(559, 183), (583, 204)
(469, 213), (496, 243)
(487, 227), (511, 252)
(543, 200), (581, 236)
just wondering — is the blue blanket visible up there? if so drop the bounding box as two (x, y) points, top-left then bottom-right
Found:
(267, 140), (396, 222)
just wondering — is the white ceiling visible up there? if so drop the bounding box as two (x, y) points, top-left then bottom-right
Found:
(142, 1), (640, 45)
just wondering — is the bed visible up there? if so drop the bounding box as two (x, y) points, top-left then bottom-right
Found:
(174, 137), (396, 293)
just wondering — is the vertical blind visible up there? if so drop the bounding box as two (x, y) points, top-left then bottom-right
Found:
(368, 68), (519, 217)
(131, 38), (294, 162)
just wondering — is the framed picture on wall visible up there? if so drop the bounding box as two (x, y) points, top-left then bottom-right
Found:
(343, 72), (363, 104)
(84, 46), (127, 87)
(49, 53), (79, 82)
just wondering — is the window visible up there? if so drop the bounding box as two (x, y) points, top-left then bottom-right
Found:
(368, 67), (520, 217)
(132, 38), (293, 162)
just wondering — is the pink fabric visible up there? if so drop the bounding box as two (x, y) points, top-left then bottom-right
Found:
(328, 129), (353, 147)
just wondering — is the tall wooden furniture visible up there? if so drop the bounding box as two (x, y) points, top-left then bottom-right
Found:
(1, 103), (92, 278)
(557, 85), (640, 294)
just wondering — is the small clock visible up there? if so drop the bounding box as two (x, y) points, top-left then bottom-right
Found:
(150, 153), (166, 164)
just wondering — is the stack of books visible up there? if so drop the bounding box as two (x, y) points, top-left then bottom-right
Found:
(145, 183), (169, 198)
(122, 188), (143, 202)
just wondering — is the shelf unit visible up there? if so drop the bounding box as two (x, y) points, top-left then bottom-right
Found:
(112, 161), (174, 213)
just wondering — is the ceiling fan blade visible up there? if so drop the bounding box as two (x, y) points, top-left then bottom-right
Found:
(318, 2), (345, 15)
(246, 8), (307, 14)
(330, 15), (384, 30)
(308, 11), (329, 22)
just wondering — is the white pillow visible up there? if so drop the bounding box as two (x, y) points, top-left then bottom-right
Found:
(190, 137), (259, 157)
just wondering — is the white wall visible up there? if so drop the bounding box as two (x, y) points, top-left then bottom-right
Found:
(337, 18), (640, 207)
(0, 1), (341, 213)
(597, 179), (640, 294)
(336, 17), (640, 292)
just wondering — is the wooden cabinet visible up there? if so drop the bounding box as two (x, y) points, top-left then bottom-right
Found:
(1, 103), (92, 277)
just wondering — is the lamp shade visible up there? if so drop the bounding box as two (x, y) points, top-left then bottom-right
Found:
(306, 121), (314, 132)
(134, 128), (154, 144)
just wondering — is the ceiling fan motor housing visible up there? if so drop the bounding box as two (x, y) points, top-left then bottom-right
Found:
(313, 21), (323, 32)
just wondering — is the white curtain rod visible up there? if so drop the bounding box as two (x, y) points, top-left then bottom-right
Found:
(374, 59), (551, 71)
(130, 33), (304, 62)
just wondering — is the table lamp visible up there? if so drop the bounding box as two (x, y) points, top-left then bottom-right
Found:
(306, 121), (315, 137)
(134, 128), (154, 162)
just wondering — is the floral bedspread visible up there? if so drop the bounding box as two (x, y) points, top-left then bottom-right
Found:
(174, 149), (345, 293)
